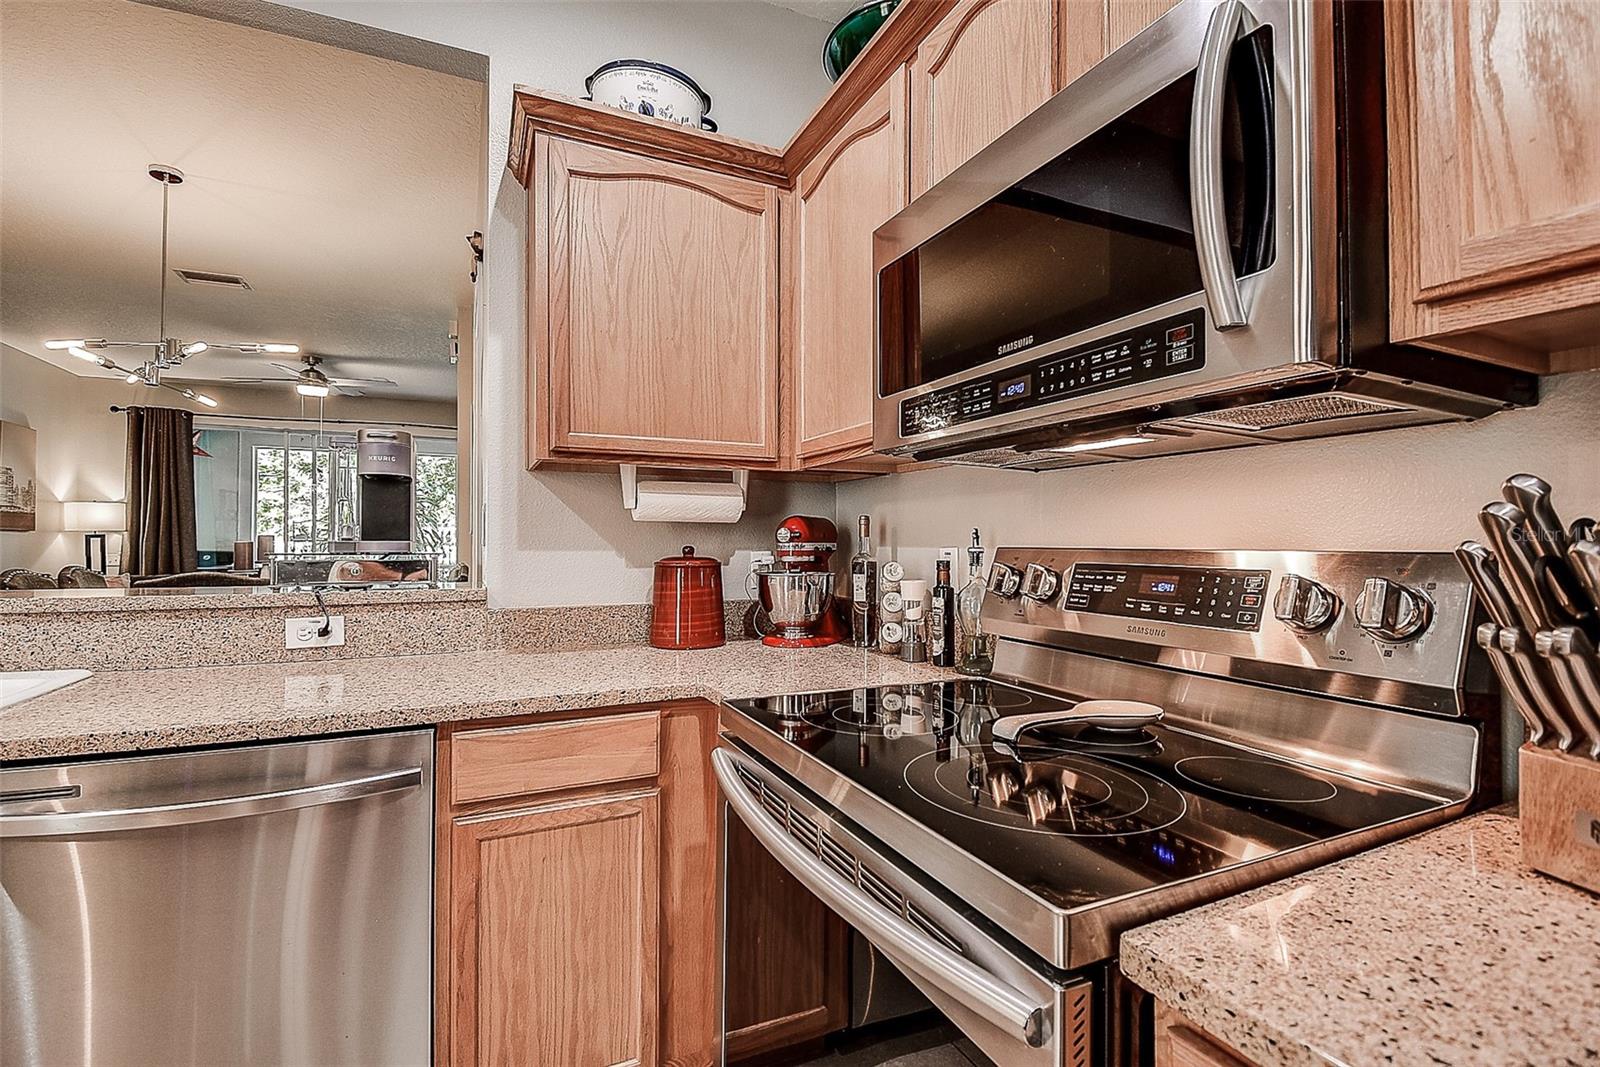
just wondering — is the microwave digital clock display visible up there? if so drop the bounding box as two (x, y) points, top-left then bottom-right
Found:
(897, 310), (1206, 438)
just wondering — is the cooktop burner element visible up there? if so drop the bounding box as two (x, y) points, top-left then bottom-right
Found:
(1174, 755), (1340, 804)
(907, 747), (1189, 838)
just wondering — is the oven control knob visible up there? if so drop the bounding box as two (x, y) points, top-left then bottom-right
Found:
(1021, 563), (1061, 602)
(1273, 574), (1339, 632)
(988, 562), (1022, 599)
(1354, 577), (1432, 642)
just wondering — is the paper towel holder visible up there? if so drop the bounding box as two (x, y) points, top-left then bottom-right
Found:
(620, 464), (749, 522)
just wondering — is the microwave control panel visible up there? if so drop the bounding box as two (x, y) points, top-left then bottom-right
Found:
(898, 311), (1205, 438)
(1065, 562), (1270, 632)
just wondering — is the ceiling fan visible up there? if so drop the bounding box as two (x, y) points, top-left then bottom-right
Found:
(44, 164), (303, 409)
(222, 354), (398, 398)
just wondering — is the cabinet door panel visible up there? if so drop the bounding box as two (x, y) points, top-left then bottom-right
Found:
(1388, 0), (1600, 364)
(1408, 0), (1600, 296)
(451, 791), (660, 1067)
(792, 68), (909, 463)
(1104, 0), (1180, 54)
(539, 137), (779, 463)
(910, 0), (1055, 198)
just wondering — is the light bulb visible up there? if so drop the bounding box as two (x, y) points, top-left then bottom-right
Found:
(67, 346), (100, 363)
(125, 372), (142, 384)
(181, 341), (208, 356)
(182, 388), (219, 408)
(296, 381), (331, 398)
(261, 343), (300, 354)
(46, 339), (86, 350)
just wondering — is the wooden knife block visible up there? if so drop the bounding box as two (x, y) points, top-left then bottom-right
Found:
(1519, 744), (1600, 894)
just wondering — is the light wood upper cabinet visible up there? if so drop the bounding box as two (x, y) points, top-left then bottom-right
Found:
(788, 67), (909, 464)
(909, 0), (1056, 198)
(1387, 0), (1600, 371)
(449, 789), (661, 1067)
(530, 135), (780, 466)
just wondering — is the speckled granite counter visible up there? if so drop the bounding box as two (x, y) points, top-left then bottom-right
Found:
(1121, 812), (1600, 1067)
(0, 641), (955, 762)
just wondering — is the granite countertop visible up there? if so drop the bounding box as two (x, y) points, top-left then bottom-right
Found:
(1121, 812), (1600, 1067)
(0, 641), (955, 762)
(0, 585), (485, 614)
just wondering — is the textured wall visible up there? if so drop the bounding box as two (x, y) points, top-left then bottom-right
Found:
(836, 370), (1600, 578)
(279, 0), (836, 607)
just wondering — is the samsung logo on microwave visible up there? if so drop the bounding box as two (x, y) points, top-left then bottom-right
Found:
(997, 335), (1034, 356)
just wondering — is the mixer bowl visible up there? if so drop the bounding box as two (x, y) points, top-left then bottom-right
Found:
(755, 569), (834, 643)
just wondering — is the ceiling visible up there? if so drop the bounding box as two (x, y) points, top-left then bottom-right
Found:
(760, 0), (862, 25)
(0, 0), (485, 402)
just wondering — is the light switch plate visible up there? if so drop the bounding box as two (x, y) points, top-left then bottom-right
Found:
(938, 547), (959, 564)
(285, 615), (346, 649)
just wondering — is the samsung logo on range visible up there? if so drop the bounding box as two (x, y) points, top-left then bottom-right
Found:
(997, 335), (1034, 356)
(1127, 623), (1167, 638)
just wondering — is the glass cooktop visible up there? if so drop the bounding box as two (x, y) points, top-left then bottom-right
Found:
(724, 679), (1445, 912)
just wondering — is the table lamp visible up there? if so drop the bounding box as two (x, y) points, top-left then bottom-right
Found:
(63, 500), (127, 574)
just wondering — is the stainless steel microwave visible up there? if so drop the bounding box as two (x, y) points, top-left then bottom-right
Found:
(873, 0), (1534, 469)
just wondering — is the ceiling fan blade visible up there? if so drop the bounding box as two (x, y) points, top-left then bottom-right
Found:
(333, 384), (367, 397)
(327, 376), (398, 387)
(269, 362), (305, 376)
(220, 376), (293, 384)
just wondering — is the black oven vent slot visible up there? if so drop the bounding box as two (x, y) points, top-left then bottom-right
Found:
(759, 784), (787, 823)
(786, 809), (821, 853)
(818, 835), (858, 881)
(858, 865), (904, 913)
(907, 902), (964, 953)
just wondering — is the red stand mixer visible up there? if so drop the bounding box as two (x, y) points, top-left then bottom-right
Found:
(755, 516), (846, 648)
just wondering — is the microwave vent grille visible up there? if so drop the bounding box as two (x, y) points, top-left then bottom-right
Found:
(1179, 394), (1409, 433)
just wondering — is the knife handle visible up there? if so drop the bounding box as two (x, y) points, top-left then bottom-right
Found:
(1534, 630), (1600, 760)
(1477, 623), (1546, 746)
(1498, 625), (1577, 752)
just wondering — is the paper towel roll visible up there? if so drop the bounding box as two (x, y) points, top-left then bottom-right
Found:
(630, 481), (747, 523)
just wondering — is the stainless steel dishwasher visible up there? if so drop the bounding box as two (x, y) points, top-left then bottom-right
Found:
(0, 729), (433, 1067)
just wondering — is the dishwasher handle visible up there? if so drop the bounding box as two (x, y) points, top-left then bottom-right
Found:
(712, 748), (1051, 1048)
(0, 766), (423, 838)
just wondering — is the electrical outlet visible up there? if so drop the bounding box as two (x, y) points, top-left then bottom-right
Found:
(285, 615), (346, 649)
(938, 547), (959, 565)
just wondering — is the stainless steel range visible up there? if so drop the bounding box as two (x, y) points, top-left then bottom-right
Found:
(716, 548), (1498, 1066)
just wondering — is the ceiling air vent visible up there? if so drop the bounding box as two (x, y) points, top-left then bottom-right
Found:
(1178, 394), (1410, 433)
(173, 268), (253, 291)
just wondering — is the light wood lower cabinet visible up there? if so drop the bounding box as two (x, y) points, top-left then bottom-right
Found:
(1386, 0), (1600, 371)
(439, 705), (710, 1067)
(1154, 999), (1259, 1067)
(451, 790), (662, 1067)
(528, 135), (781, 467)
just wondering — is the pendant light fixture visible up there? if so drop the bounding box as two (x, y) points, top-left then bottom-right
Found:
(44, 164), (303, 409)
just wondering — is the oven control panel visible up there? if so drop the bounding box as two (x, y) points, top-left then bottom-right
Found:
(1066, 563), (1271, 632)
(981, 547), (1489, 718)
(898, 311), (1205, 438)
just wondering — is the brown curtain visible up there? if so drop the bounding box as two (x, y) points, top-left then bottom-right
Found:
(122, 406), (197, 576)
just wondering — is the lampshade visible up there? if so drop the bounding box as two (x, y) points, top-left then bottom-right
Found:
(63, 500), (127, 532)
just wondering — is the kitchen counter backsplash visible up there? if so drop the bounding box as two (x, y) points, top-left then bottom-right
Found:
(1, 591), (758, 672)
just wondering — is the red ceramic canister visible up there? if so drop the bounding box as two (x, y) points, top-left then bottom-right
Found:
(650, 546), (726, 650)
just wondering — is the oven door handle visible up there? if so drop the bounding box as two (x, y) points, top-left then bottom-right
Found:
(1189, 0), (1248, 329)
(712, 748), (1051, 1048)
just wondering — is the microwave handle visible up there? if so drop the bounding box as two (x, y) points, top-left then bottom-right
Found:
(1190, 0), (1249, 329)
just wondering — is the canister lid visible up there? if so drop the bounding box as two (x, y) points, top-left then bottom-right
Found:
(657, 545), (719, 569)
